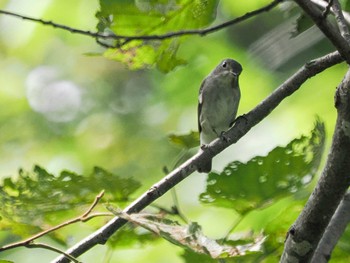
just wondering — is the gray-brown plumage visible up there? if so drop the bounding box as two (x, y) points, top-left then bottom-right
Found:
(197, 59), (242, 173)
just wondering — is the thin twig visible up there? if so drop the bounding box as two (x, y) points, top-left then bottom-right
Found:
(26, 243), (82, 263)
(82, 190), (105, 218)
(0, 0), (282, 48)
(322, 0), (334, 17)
(0, 190), (112, 252)
(296, 0), (350, 64)
(311, 0), (350, 24)
(53, 51), (344, 263)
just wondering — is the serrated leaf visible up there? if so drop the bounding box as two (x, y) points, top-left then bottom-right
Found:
(168, 131), (200, 149)
(0, 166), (141, 228)
(96, 0), (219, 72)
(200, 119), (325, 214)
(104, 42), (157, 70)
(109, 208), (265, 259)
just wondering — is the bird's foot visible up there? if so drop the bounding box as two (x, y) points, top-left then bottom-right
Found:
(220, 131), (230, 143)
(200, 144), (208, 151)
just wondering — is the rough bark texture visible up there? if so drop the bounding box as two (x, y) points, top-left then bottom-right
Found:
(312, 192), (350, 263)
(281, 69), (350, 262)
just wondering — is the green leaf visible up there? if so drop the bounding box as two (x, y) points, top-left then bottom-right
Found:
(96, 0), (219, 72)
(168, 131), (199, 149)
(108, 224), (158, 249)
(0, 166), (141, 227)
(200, 119), (325, 214)
(181, 250), (216, 263)
(343, 0), (350, 12)
(262, 200), (305, 258)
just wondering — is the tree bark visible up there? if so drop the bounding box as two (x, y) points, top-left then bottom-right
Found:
(281, 69), (350, 262)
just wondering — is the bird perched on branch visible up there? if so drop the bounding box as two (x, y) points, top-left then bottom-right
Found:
(197, 58), (242, 173)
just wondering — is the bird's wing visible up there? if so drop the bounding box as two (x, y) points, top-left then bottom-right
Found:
(197, 78), (206, 133)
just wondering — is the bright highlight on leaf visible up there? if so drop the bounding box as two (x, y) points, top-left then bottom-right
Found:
(96, 0), (219, 72)
(108, 207), (265, 259)
(200, 119), (325, 214)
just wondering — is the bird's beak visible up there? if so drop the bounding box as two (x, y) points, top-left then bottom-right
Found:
(230, 71), (238, 77)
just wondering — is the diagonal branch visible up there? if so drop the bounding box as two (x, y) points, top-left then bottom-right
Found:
(281, 67), (350, 262)
(295, 0), (350, 63)
(332, 0), (350, 43)
(0, 0), (282, 48)
(52, 51), (344, 263)
(311, 191), (350, 263)
(311, 0), (350, 23)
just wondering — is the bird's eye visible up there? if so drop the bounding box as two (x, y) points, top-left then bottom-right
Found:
(222, 61), (227, 68)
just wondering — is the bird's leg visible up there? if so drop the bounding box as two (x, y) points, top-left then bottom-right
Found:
(200, 144), (208, 150)
(220, 131), (230, 142)
(212, 127), (230, 143)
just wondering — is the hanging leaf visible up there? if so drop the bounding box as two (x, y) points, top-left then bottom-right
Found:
(200, 119), (325, 214)
(96, 0), (219, 72)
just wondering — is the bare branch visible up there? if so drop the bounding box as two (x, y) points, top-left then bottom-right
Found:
(0, 0), (282, 48)
(311, 0), (350, 24)
(52, 51), (344, 263)
(0, 190), (112, 252)
(312, 192), (350, 263)
(322, 0), (334, 17)
(0, 9), (104, 38)
(295, 0), (350, 63)
(81, 190), (105, 218)
(26, 243), (81, 263)
(281, 68), (350, 262)
(332, 0), (350, 43)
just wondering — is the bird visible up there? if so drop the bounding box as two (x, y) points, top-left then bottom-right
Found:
(197, 58), (242, 173)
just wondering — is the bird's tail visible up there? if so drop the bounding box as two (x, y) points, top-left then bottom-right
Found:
(197, 159), (212, 173)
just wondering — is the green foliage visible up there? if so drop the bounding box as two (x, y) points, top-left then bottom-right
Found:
(96, 0), (219, 72)
(168, 131), (199, 149)
(0, 166), (141, 228)
(332, 224), (350, 260)
(262, 200), (305, 259)
(200, 120), (325, 214)
(181, 250), (263, 263)
(108, 224), (158, 248)
(1, 0), (349, 262)
(343, 0), (350, 12)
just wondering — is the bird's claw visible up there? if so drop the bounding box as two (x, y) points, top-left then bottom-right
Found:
(200, 144), (208, 150)
(220, 131), (230, 142)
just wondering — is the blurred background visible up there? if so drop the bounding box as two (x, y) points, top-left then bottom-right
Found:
(0, 0), (348, 262)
